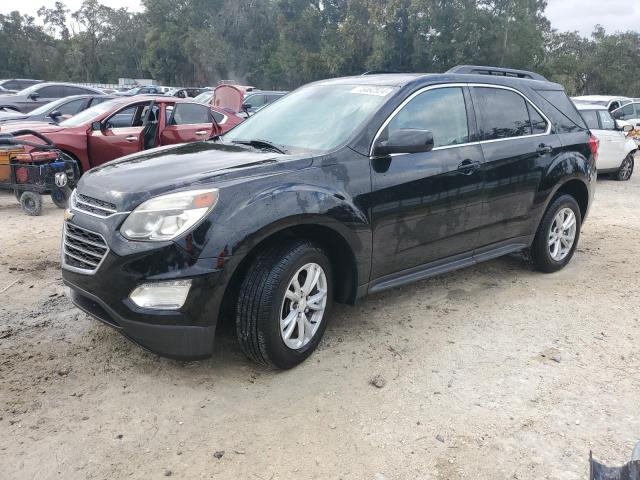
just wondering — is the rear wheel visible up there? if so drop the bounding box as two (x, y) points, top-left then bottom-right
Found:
(531, 194), (581, 273)
(616, 153), (634, 181)
(19, 191), (43, 216)
(235, 239), (333, 369)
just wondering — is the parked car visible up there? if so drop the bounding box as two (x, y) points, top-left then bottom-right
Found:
(611, 100), (640, 129)
(113, 85), (164, 96)
(0, 78), (42, 93)
(166, 88), (210, 99)
(241, 90), (287, 116)
(572, 95), (632, 112)
(61, 65), (597, 368)
(193, 90), (214, 106)
(1, 97), (242, 173)
(0, 83), (105, 113)
(0, 95), (113, 125)
(577, 104), (636, 180)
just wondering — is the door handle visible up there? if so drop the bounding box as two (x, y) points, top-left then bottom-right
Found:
(125, 136), (138, 142)
(536, 143), (553, 154)
(457, 159), (481, 175)
(195, 130), (209, 135)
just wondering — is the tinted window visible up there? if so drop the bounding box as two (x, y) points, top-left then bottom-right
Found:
(37, 86), (66, 98)
(581, 110), (600, 130)
(388, 87), (469, 148)
(246, 94), (267, 108)
(170, 103), (211, 125)
(474, 87), (531, 140)
(536, 89), (587, 132)
(212, 110), (225, 123)
(89, 96), (111, 106)
(527, 103), (548, 135)
(57, 98), (86, 116)
(65, 86), (94, 96)
(597, 110), (616, 130)
(107, 105), (137, 128)
(4, 80), (21, 90)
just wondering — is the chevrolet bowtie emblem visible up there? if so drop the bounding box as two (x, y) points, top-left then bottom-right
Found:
(64, 209), (74, 221)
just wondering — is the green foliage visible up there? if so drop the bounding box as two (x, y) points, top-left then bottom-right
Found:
(0, 0), (638, 96)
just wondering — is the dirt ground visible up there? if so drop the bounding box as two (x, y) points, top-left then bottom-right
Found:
(1, 160), (639, 480)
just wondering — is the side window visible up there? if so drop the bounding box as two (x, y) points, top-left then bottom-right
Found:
(535, 89), (587, 132)
(211, 110), (225, 123)
(170, 103), (211, 125)
(387, 87), (469, 148)
(634, 103), (640, 117)
(527, 103), (548, 135)
(37, 86), (65, 98)
(247, 94), (267, 108)
(473, 87), (532, 140)
(617, 104), (635, 120)
(89, 96), (110, 106)
(4, 80), (21, 90)
(107, 105), (137, 128)
(581, 110), (600, 130)
(609, 101), (620, 112)
(597, 110), (616, 130)
(57, 98), (86, 116)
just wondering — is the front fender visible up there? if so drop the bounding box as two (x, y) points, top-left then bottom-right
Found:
(624, 138), (637, 156)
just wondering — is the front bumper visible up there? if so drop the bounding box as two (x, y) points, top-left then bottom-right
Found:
(62, 218), (234, 360)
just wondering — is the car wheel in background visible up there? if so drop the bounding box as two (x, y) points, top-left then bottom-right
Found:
(616, 153), (634, 181)
(531, 194), (581, 273)
(235, 239), (333, 369)
(19, 191), (43, 216)
(51, 186), (72, 209)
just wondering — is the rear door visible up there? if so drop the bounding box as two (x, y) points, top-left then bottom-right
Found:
(370, 85), (485, 279)
(581, 109), (616, 169)
(160, 102), (216, 145)
(470, 85), (558, 246)
(86, 101), (151, 166)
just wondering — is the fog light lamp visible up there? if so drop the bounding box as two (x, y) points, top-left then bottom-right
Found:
(129, 280), (192, 310)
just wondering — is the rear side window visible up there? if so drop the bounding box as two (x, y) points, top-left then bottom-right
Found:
(57, 98), (86, 116)
(170, 103), (211, 125)
(597, 110), (616, 130)
(581, 110), (600, 130)
(37, 85), (66, 98)
(388, 87), (469, 148)
(473, 87), (532, 140)
(535, 89), (587, 132)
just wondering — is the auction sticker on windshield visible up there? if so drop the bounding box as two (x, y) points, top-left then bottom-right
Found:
(350, 86), (394, 96)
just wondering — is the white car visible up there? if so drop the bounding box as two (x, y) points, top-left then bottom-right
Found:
(612, 100), (640, 129)
(577, 104), (637, 180)
(573, 95), (632, 112)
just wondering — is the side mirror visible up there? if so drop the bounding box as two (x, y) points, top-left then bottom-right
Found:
(91, 121), (103, 131)
(621, 123), (633, 133)
(28, 92), (39, 100)
(241, 103), (252, 111)
(373, 128), (434, 156)
(49, 110), (62, 120)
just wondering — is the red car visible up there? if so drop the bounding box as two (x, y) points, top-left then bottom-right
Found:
(0, 96), (243, 173)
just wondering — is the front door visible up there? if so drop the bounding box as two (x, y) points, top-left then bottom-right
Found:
(470, 85), (559, 245)
(87, 101), (152, 167)
(370, 85), (485, 280)
(595, 109), (627, 170)
(160, 103), (216, 145)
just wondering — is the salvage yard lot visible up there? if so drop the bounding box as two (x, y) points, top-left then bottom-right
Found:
(1, 160), (639, 480)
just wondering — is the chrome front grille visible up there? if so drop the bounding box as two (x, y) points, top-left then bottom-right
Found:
(63, 223), (109, 274)
(71, 190), (117, 218)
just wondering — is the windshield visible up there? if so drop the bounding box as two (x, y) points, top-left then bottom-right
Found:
(59, 99), (120, 127)
(223, 84), (397, 152)
(29, 97), (68, 116)
(194, 91), (213, 104)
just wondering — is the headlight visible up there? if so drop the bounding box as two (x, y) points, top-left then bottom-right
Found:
(121, 189), (219, 241)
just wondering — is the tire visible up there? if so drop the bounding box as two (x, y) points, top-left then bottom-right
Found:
(235, 239), (333, 369)
(615, 153), (634, 181)
(19, 191), (43, 216)
(51, 186), (72, 209)
(531, 194), (581, 273)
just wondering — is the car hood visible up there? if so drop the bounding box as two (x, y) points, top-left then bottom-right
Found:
(0, 94), (19, 103)
(0, 111), (26, 123)
(0, 121), (65, 134)
(77, 141), (314, 211)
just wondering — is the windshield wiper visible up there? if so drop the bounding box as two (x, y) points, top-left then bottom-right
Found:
(231, 139), (287, 154)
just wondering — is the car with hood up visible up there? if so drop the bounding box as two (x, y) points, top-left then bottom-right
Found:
(1, 96), (242, 174)
(61, 65), (597, 369)
(0, 95), (113, 125)
(0, 82), (105, 113)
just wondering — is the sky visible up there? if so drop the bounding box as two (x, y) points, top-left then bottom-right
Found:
(0, 0), (638, 38)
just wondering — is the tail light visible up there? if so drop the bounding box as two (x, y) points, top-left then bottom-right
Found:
(12, 151), (60, 163)
(588, 134), (599, 164)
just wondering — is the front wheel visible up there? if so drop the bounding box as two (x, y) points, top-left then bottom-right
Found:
(531, 194), (581, 273)
(616, 153), (634, 181)
(235, 239), (333, 369)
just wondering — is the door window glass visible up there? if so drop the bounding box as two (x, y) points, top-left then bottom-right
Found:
(37, 86), (65, 98)
(474, 87), (532, 140)
(597, 110), (616, 130)
(617, 104), (635, 120)
(527, 103), (548, 135)
(387, 87), (469, 148)
(57, 98), (86, 116)
(212, 110), (225, 124)
(581, 110), (600, 130)
(246, 95), (267, 108)
(170, 103), (211, 125)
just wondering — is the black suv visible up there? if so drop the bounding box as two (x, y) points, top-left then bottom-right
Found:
(62, 65), (597, 369)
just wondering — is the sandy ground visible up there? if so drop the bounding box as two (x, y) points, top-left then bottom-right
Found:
(1, 161), (639, 480)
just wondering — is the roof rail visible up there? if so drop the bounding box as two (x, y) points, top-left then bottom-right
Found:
(361, 70), (410, 75)
(446, 65), (547, 81)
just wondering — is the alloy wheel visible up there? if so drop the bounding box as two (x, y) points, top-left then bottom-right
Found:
(280, 262), (328, 350)
(548, 207), (577, 261)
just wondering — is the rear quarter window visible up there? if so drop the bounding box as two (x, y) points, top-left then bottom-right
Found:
(535, 89), (587, 133)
